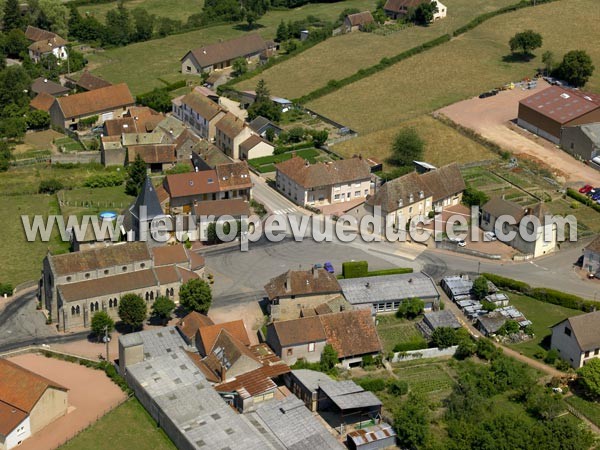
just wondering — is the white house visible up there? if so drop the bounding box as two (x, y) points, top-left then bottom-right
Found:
(551, 311), (600, 368)
(172, 88), (225, 141)
(25, 26), (68, 63)
(275, 156), (372, 208)
(239, 135), (275, 160)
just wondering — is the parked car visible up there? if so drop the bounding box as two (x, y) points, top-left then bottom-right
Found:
(479, 90), (497, 99)
(579, 184), (593, 194)
(324, 262), (334, 273)
(457, 240), (466, 247)
(484, 231), (497, 241)
(313, 263), (323, 269)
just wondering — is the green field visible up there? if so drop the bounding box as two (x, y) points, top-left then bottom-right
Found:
(508, 293), (582, 359)
(248, 148), (333, 173)
(0, 164), (131, 285)
(1, 194), (69, 286)
(376, 314), (426, 354)
(237, 0), (517, 98)
(58, 186), (135, 218)
(565, 395), (600, 428)
(393, 361), (456, 399)
(86, 0), (375, 94)
(334, 115), (497, 169)
(60, 399), (176, 450)
(307, 0), (600, 150)
(78, 0), (204, 24)
(54, 137), (85, 153)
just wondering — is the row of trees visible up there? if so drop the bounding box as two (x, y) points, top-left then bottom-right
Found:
(91, 278), (212, 337)
(508, 30), (595, 87)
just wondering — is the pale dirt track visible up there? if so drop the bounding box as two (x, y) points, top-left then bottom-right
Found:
(438, 80), (600, 185)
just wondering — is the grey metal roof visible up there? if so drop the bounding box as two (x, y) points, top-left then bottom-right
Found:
(339, 272), (439, 306)
(252, 396), (343, 450)
(319, 381), (382, 410)
(290, 369), (333, 393)
(424, 310), (461, 329)
(124, 327), (271, 450)
(577, 122), (600, 146)
(441, 276), (473, 298)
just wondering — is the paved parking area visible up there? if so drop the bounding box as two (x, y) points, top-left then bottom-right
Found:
(8, 353), (126, 450)
(437, 80), (600, 185)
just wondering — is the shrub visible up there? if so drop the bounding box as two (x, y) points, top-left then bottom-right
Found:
(393, 338), (428, 352)
(342, 261), (369, 278)
(83, 172), (125, 188)
(39, 179), (64, 194)
(356, 377), (386, 392)
(0, 283), (13, 296)
(396, 298), (424, 319)
(476, 338), (501, 361)
(544, 349), (559, 364)
(387, 379), (409, 396)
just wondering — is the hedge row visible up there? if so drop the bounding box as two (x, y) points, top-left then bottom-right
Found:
(363, 268), (414, 277)
(435, 114), (507, 158)
(566, 188), (600, 214)
(136, 79), (188, 104)
(481, 273), (596, 312)
(453, 0), (557, 37)
(342, 261), (369, 279)
(295, 34), (451, 104)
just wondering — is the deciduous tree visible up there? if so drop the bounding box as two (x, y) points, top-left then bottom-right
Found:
(179, 278), (212, 314)
(118, 293), (147, 330)
(396, 297), (424, 319)
(151, 295), (176, 324)
(91, 310), (115, 340)
(125, 153), (147, 196)
(509, 30), (542, 56)
(556, 50), (595, 87)
(388, 128), (424, 167)
(577, 358), (600, 399)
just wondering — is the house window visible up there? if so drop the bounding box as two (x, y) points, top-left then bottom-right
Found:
(385, 302), (392, 310)
(364, 189), (368, 195)
(564, 327), (571, 336)
(355, 191), (360, 197)
(287, 348), (293, 356)
(585, 351), (590, 358)
(334, 194), (340, 200)
(122, 266), (127, 272)
(308, 342), (315, 352)
(409, 206), (413, 214)
(141, 263), (146, 268)
(66, 276), (72, 282)
(595, 348), (599, 356)
(85, 273), (90, 279)
(104, 269), (109, 275)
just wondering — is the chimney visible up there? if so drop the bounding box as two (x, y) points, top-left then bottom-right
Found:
(409, 193), (414, 203)
(221, 363), (227, 382)
(285, 272), (292, 293)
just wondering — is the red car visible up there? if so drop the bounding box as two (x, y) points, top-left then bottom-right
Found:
(579, 184), (593, 194)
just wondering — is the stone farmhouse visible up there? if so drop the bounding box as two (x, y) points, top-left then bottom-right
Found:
(275, 156), (372, 208)
(384, 0), (447, 20)
(172, 88), (226, 141)
(266, 310), (382, 368)
(24, 26), (68, 63)
(342, 11), (375, 32)
(41, 242), (205, 331)
(181, 33), (275, 74)
(48, 83), (135, 130)
(162, 161), (252, 212)
(0, 360), (68, 450)
(350, 162), (464, 230)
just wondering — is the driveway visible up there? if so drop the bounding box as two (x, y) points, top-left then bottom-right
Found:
(437, 80), (600, 185)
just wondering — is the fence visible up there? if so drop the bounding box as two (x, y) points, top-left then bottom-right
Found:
(391, 345), (458, 363)
(51, 152), (101, 165)
(0, 345), (98, 364)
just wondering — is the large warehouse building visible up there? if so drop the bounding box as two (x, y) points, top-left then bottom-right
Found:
(517, 86), (600, 144)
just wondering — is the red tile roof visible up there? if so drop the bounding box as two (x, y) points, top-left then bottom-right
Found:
(198, 320), (251, 355)
(276, 157), (371, 189)
(0, 400), (28, 437)
(177, 311), (214, 341)
(151, 244), (189, 267)
(319, 310), (382, 359)
(25, 25), (57, 42)
(55, 83), (134, 119)
(30, 92), (56, 112)
(264, 268), (341, 300)
(215, 112), (247, 139)
(214, 162), (252, 190)
(179, 89), (224, 120)
(384, 0), (427, 13)
(76, 71), (112, 91)
(0, 359), (67, 414)
(164, 170), (221, 198)
(346, 11), (375, 26)
(270, 316), (327, 347)
(58, 269), (158, 302)
(127, 144), (176, 164)
(186, 33), (267, 68)
(193, 199), (250, 217)
(214, 364), (290, 397)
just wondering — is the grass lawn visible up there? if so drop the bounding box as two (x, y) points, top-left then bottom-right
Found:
(0, 164), (121, 196)
(565, 395), (600, 428)
(1, 194), (69, 286)
(307, 0), (600, 148)
(236, 0), (516, 98)
(334, 115), (497, 170)
(86, 0), (375, 94)
(392, 360), (456, 400)
(54, 137), (85, 153)
(507, 293), (583, 359)
(58, 186), (135, 219)
(376, 314), (426, 354)
(60, 398), (176, 450)
(78, 0), (204, 23)
(248, 148), (322, 172)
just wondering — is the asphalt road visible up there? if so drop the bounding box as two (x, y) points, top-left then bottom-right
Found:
(251, 173), (303, 216)
(206, 236), (600, 309)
